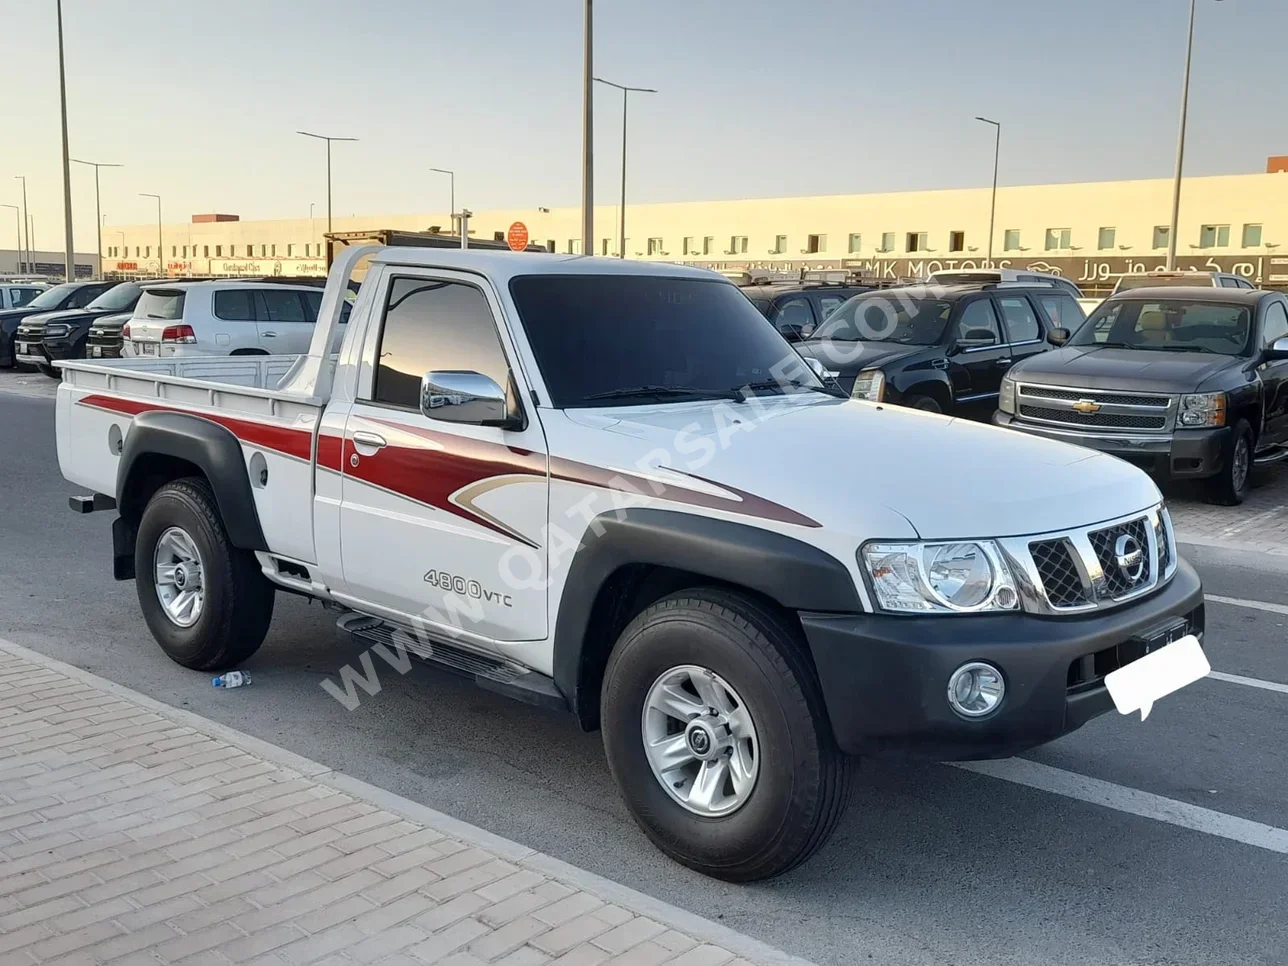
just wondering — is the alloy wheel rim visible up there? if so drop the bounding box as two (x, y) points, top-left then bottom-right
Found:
(641, 664), (759, 817)
(1233, 437), (1250, 492)
(153, 526), (205, 628)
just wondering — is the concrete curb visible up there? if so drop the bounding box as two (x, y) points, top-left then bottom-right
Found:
(0, 636), (820, 966)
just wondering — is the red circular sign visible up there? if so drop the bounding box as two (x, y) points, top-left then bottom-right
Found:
(506, 222), (529, 252)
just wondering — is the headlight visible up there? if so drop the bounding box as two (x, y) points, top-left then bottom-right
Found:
(999, 377), (1016, 413)
(851, 369), (885, 401)
(860, 541), (1020, 614)
(44, 324), (70, 337)
(1178, 392), (1225, 427)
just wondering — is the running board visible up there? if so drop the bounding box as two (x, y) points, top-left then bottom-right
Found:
(335, 612), (569, 713)
(1254, 447), (1288, 466)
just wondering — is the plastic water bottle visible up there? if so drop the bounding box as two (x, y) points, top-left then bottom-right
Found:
(212, 671), (252, 689)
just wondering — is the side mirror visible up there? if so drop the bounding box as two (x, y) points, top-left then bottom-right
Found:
(1264, 336), (1288, 361)
(420, 370), (520, 428)
(800, 322), (816, 339)
(1047, 327), (1071, 346)
(777, 324), (802, 342)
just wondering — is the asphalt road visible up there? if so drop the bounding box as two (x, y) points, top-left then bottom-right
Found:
(2, 386), (1286, 966)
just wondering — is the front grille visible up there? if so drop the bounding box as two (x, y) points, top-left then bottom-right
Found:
(87, 329), (123, 349)
(1088, 518), (1152, 598)
(15, 324), (44, 339)
(1156, 515), (1172, 573)
(1020, 385), (1171, 407)
(1018, 405), (1167, 430)
(1029, 539), (1088, 607)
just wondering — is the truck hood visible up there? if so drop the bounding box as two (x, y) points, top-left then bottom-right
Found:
(0, 307), (46, 327)
(19, 309), (92, 328)
(794, 339), (925, 374)
(563, 397), (1160, 540)
(87, 311), (132, 331)
(1012, 345), (1243, 393)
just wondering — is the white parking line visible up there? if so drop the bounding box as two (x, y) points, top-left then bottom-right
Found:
(1207, 593), (1288, 617)
(1209, 670), (1288, 695)
(1216, 506), (1288, 539)
(954, 758), (1288, 855)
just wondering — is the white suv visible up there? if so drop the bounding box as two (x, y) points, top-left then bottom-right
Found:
(123, 280), (346, 359)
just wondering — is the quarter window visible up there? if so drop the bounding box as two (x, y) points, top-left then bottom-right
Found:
(372, 278), (511, 410)
(955, 300), (1001, 348)
(213, 290), (256, 321)
(997, 296), (1041, 343)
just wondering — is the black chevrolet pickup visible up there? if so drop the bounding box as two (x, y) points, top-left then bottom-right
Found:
(994, 286), (1288, 505)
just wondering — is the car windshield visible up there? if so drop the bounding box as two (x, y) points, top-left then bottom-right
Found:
(86, 283), (139, 312)
(1071, 299), (1252, 355)
(1115, 275), (1214, 292)
(812, 294), (952, 345)
(24, 283), (78, 310)
(507, 274), (826, 408)
(134, 289), (186, 321)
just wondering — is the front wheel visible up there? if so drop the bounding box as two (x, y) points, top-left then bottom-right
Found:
(1204, 420), (1254, 506)
(601, 589), (853, 881)
(37, 363), (58, 379)
(135, 477), (275, 670)
(905, 394), (943, 414)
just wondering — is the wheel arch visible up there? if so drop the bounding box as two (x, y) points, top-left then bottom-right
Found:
(552, 508), (863, 730)
(894, 373), (953, 409)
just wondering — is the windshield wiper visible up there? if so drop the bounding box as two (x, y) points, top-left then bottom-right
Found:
(739, 377), (846, 400)
(581, 385), (744, 403)
(1095, 341), (1141, 349)
(1148, 344), (1218, 353)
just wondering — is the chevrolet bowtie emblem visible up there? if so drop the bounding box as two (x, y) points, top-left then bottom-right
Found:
(1072, 400), (1102, 414)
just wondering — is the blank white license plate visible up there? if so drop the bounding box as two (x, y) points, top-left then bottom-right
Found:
(17, 344), (33, 355)
(89, 346), (102, 357)
(135, 342), (158, 356)
(1105, 634), (1209, 720)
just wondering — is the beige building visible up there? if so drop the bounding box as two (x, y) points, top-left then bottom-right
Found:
(103, 168), (1288, 292)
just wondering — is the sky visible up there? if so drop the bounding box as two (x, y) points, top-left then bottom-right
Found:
(1, 0), (1284, 249)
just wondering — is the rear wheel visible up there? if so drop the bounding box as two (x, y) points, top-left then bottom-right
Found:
(1204, 420), (1254, 506)
(135, 477), (275, 670)
(601, 588), (852, 881)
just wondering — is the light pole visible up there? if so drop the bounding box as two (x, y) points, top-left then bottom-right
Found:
(429, 168), (455, 229)
(139, 194), (162, 276)
(594, 78), (656, 259)
(72, 159), (122, 279)
(1166, 0), (1223, 270)
(975, 117), (1001, 265)
(14, 176), (29, 274)
(56, 0), (75, 281)
(2, 205), (20, 274)
(297, 131), (358, 237)
(581, 0), (594, 255)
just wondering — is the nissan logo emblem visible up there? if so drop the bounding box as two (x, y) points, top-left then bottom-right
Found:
(1114, 534), (1145, 583)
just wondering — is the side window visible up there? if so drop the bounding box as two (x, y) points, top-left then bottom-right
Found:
(1219, 277), (1241, 289)
(769, 297), (815, 330)
(1262, 301), (1288, 347)
(301, 290), (323, 322)
(1237, 278), (1255, 290)
(68, 286), (100, 309)
(955, 299), (1001, 348)
(257, 290), (309, 323)
(816, 294), (848, 321)
(372, 277), (511, 410)
(997, 297), (1042, 343)
(213, 290), (256, 321)
(1038, 293), (1085, 330)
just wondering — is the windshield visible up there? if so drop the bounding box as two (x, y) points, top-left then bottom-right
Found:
(24, 283), (78, 310)
(86, 283), (139, 312)
(1072, 299), (1252, 355)
(1115, 275), (1214, 292)
(134, 289), (186, 321)
(507, 275), (825, 408)
(813, 293), (952, 344)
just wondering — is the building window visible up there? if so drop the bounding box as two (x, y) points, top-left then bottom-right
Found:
(545, 239), (555, 253)
(215, 245), (223, 257)
(261, 244), (267, 257)
(601, 238), (612, 256)
(134, 246), (140, 257)
(287, 244), (294, 257)
(144, 246), (150, 257)
(848, 233), (862, 253)
(729, 236), (748, 254)
(1199, 224), (1230, 248)
(566, 239), (583, 254)
(771, 234), (787, 254)
(805, 234), (826, 254)
(702, 236), (714, 255)
(905, 232), (928, 253)
(203, 245), (209, 257)
(170, 246), (176, 257)
(879, 232), (895, 253)
(1152, 226), (1170, 249)
(271, 244), (277, 256)
(647, 237), (665, 256)
(1044, 228), (1071, 251)
(1003, 230), (1022, 251)
(1098, 227), (1116, 250)
(683, 236), (696, 255)
(949, 231), (965, 253)
(1243, 223), (1263, 248)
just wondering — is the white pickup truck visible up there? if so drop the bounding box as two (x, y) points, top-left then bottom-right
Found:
(55, 246), (1206, 880)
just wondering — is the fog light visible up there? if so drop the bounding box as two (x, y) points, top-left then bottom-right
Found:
(947, 662), (1004, 718)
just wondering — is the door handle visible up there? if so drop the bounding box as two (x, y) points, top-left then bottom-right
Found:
(261, 331), (278, 338)
(352, 431), (387, 452)
(996, 358), (1013, 367)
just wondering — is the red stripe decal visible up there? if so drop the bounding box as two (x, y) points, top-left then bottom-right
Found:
(78, 394), (314, 462)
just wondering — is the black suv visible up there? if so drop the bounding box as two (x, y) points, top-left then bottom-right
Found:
(994, 286), (1288, 505)
(740, 280), (874, 342)
(794, 283), (1086, 418)
(14, 280), (145, 375)
(1, 280), (119, 369)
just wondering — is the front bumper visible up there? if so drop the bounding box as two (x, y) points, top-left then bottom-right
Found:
(801, 560), (1204, 760)
(992, 412), (1229, 480)
(12, 340), (46, 366)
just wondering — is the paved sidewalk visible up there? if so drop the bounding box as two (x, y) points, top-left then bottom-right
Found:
(0, 642), (810, 966)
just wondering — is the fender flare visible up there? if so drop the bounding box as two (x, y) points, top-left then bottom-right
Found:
(551, 508), (863, 724)
(892, 370), (953, 407)
(115, 410), (267, 551)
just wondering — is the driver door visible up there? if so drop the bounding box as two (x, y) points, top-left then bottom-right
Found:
(948, 297), (1009, 415)
(1259, 299), (1288, 445)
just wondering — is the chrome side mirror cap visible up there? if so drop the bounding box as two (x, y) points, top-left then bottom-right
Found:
(420, 370), (512, 426)
(1265, 336), (1288, 361)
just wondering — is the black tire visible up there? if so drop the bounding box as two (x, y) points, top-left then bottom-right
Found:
(601, 588), (853, 882)
(1203, 419), (1254, 506)
(135, 477), (275, 671)
(37, 363), (58, 379)
(905, 394), (943, 414)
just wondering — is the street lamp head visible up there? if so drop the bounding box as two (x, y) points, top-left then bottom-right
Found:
(975, 116), (1000, 126)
